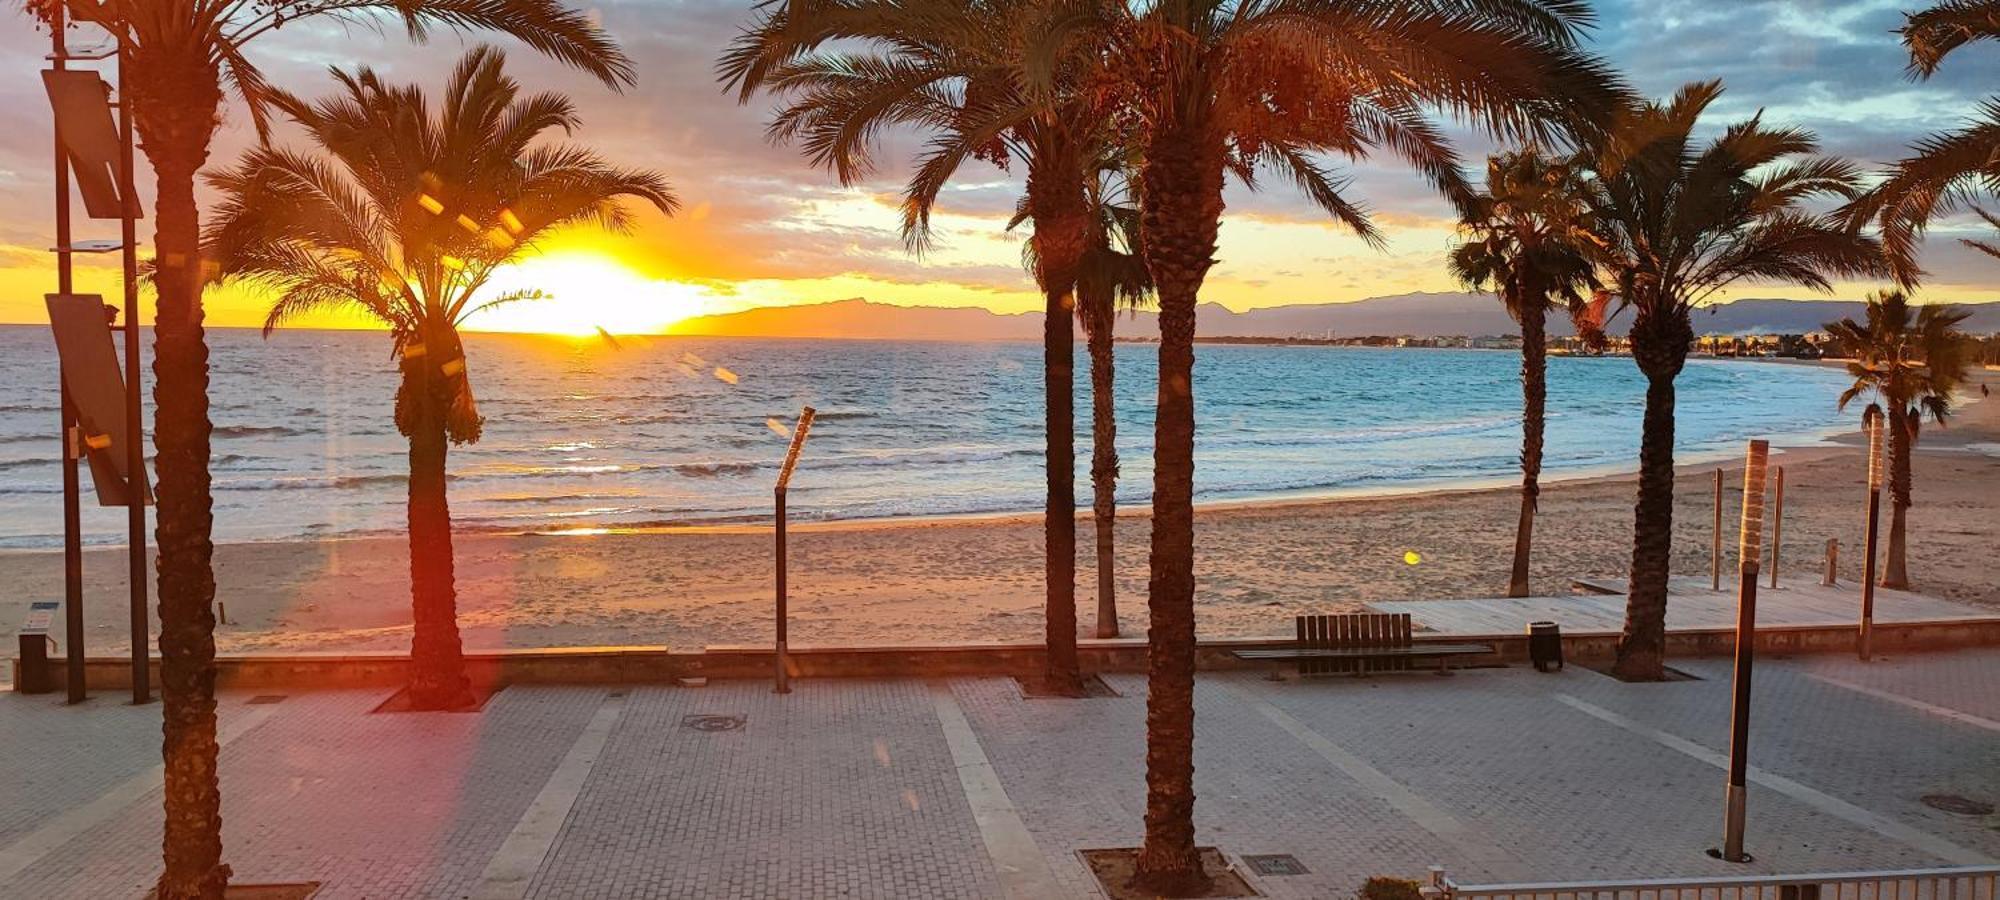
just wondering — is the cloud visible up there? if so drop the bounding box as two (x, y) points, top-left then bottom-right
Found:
(0, 0), (1993, 329)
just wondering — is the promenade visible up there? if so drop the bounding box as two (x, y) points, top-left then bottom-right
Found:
(3, 649), (1997, 898)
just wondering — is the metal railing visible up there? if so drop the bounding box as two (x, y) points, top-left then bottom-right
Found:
(1423, 865), (2000, 900)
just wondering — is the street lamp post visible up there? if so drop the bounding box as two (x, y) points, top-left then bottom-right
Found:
(1859, 410), (1885, 662)
(1715, 439), (1770, 864)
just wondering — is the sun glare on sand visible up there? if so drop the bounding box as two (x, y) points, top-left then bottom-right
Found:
(464, 253), (715, 336)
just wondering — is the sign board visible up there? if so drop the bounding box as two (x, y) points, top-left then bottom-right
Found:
(41, 68), (139, 220)
(45, 293), (151, 506)
(21, 600), (59, 636)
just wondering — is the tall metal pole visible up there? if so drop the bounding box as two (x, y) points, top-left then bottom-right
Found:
(1711, 468), (1723, 591)
(773, 406), (816, 694)
(1860, 413), (1884, 662)
(1717, 440), (1769, 864)
(1769, 466), (1784, 589)
(52, 7), (88, 706)
(774, 487), (789, 694)
(116, 31), (149, 705)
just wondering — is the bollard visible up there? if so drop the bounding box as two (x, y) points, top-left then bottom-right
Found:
(1711, 469), (1724, 591)
(773, 406), (816, 694)
(1769, 467), (1784, 588)
(1823, 538), (1839, 586)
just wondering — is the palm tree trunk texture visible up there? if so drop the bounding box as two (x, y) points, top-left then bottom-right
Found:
(404, 363), (473, 710)
(1509, 300), (1547, 598)
(1883, 404), (1913, 590)
(1614, 309), (1690, 682)
(1131, 128), (1223, 897)
(130, 49), (231, 900)
(1043, 286), (1084, 693)
(1088, 310), (1120, 639)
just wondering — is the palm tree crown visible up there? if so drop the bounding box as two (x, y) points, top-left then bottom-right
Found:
(719, 0), (1118, 258)
(1580, 81), (1885, 338)
(1449, 149), (1602, 327)
(1847, 1), (2000, 282)
(1829, 290), (1978, 430)
(1014, 153), (1155, 336)
(204, 46), (675, 439)
(40, 0), (634, 136)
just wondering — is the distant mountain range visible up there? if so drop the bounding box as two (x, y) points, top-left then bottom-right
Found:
(671, 293), (2000, 341)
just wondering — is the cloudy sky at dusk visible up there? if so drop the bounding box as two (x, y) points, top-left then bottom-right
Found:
(0, 0), (1994, 333)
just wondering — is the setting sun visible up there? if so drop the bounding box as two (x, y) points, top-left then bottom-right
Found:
(464, 253), (717, 336)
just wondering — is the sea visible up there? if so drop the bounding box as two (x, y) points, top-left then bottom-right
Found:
(0, 325), (1861, 550)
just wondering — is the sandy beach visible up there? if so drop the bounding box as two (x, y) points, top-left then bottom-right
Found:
(7, 364), (1995, 657)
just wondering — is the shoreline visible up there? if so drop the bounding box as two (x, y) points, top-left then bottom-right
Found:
(0, 399), (1878, 554)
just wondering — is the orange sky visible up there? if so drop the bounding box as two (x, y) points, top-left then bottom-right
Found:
(1, 3), (1995, 335)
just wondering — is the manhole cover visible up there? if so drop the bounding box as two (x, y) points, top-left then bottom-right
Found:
(1923, 794), (1995, 816)
(1242, 854), (1309, 876)
(681, 714), (746, 733)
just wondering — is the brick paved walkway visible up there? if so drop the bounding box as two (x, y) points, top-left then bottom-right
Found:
(2, 650), (1997, 898)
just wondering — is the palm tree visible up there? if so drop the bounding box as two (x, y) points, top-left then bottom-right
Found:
(24, 3), (629, 895)
(1846, 1), (2000, 283)
(1825, 290), (1977, 589)
(1014, 156), (1154, 638)
(1449, 149), (1602, 598)
(1574, 81), (1887, 682)
(720, 0), (1120, 696)
(1117, 1), (1621, 890)
(203, 47), (673, 709)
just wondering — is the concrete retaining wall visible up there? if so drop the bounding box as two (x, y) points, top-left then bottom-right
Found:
(17, 616), (2000, 694)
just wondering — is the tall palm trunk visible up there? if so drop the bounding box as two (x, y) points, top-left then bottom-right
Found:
(1613, 305), (1690, 682)
(1131, 126), (1223, 897)
(402, 346), (473, 710)
(1509, 298), (1548, 598)
(129, 48), (231, 900)
(1028, 163), (1088, 696)
(1043, 284), (1083, 693)
(1086, 298), (1120, 638)
(1883, 404), (1913, 589)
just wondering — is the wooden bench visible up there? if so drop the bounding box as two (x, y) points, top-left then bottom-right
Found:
(1232, 613), (1491, 676)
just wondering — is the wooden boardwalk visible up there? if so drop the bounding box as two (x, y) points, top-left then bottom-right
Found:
(1365, 575), (1997, 637)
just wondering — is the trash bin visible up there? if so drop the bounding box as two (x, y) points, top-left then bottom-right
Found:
(16, 600), (59, 694)
(16, 633), (53, 694)
(1527, 621), (1563, 672)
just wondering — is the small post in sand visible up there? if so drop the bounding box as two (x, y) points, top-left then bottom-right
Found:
(1711, 468), (1724, 591)
(1859, 411), (1885, 662)
(1769, 466), (1784, 588)
(1713, 439), (1769, 865)
(773, 406), (817, 694)
(1823, 539), (1838, 586)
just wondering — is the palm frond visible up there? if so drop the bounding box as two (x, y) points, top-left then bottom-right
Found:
(1899, 0), (2000, 77)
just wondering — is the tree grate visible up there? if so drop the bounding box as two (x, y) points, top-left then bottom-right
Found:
(1242, 854), (1309, 876)
(681, 714), (746, 733)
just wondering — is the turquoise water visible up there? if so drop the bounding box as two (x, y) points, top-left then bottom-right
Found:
(0, 326), (1857, 548)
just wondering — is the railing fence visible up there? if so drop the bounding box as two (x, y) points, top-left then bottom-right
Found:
(1423, 865), (2000, 900)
